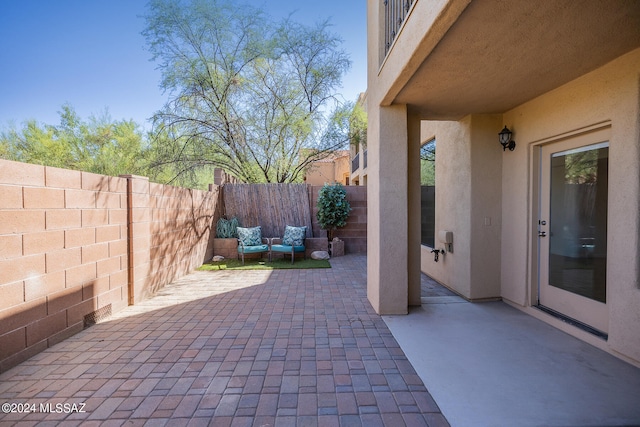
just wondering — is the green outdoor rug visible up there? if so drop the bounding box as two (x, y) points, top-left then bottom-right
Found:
(198, 257), (331, 271)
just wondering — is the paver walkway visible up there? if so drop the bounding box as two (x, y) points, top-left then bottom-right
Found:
(0, 254), (448, 426)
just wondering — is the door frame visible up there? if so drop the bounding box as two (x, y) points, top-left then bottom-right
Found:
(528, 121), (611, 335)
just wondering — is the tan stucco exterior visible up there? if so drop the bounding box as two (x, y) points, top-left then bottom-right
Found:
(350, 92), (368, 186)
(501, 50), (640, 363)
(419, 114), (503, 301)
(367, 0), (640, 366)
(304, 151), (350, 186)
(349, 144), (367, 186)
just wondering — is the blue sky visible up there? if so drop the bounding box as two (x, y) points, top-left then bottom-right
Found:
(0, 0), (366, 131)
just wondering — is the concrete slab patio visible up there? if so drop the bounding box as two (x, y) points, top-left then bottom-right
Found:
(0, 254), (446, 426)
(386, 288), (640, 427)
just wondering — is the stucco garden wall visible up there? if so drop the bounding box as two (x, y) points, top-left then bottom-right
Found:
(0, 161), (220, 372)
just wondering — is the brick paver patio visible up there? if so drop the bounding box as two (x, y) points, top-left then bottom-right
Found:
(0, 254), (448, 426)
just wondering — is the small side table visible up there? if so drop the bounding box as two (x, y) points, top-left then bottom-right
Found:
(329, 239), (344, 257)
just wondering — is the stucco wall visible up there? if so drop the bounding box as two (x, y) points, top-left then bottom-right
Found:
(469, 115), (503, 299)
(305, 155), (350, 186)
(367, 0), (464, 314)
(502, 48), (640, 363)
(372, 0), (467, 105)
(420, 115), (502, 300)
(420, 119), (471, 296)
(366, 105), (410, 314)
(305, 162), (335, 186)
(368, 0), (640, 364)
(334, 156), (350, 185)
(418, 49), (640, 364)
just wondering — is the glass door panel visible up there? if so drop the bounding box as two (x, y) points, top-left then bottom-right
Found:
(549, 143), (608, 302)
(539, 129), (609, 334)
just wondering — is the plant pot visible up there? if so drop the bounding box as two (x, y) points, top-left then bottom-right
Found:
(213, 238), (238, 259)
(329, 239), (344, 257)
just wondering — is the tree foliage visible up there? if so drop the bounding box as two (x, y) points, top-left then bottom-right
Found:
(316, 183), (351, 241)
(0, 104), (222, 190)
(143, 0), (352, 183)
(420, 139), (436, 186)
(348, 101), (367, 148)
(0, 105), (148, 177)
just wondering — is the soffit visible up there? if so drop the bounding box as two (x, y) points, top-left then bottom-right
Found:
(394, 0), (640, 120)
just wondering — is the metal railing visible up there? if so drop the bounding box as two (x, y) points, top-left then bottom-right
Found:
(352, 152), (360, 172)
(363, 149), (368, 169)
(384, 0), (416, 56)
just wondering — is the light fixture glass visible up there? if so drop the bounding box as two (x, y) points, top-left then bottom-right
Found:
(499, 126), (516, 151)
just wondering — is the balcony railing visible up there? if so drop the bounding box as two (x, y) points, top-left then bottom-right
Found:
(352, 152), (360, 173)
(363, 149), (368, 169)
(384, 0), (416, 56)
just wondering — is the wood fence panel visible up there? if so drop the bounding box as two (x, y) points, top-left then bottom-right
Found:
(222, 184), (313, 238)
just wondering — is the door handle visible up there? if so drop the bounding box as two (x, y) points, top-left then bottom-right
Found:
(538, 231), (547, 237)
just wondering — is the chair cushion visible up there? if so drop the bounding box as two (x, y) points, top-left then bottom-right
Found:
(271, 244), (305, 253)
(237, 226), (262, 246)
(282, 225), (306, 246)
(237, 244), (269, 254)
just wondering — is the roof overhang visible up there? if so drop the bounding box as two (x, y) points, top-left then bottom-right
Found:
(393, 0), (640, 120)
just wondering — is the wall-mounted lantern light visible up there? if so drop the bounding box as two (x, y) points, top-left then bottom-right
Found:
(499, 126), (516, 151)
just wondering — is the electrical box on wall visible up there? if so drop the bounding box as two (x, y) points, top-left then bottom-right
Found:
(438, 230), (453, 253)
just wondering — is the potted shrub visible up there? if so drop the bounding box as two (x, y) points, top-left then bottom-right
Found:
(316, 183), (351, 247)
(216, 216), (239, 238)
(213, 217), (240, 258)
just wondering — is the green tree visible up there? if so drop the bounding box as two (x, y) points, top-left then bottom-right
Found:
(0, 136), (9, 159)
(349, 101), (367, 148)
(0, 105), (148, 177)
(1, 120), (67, 166)
(420, 139), (436, 186)
(316, 183), (352, 241)
(143, 128), (218, 188)
(143, 0), (352, 183)
(323, 100), (367, 150)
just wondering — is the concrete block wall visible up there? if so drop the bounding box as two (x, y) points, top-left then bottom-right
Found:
(124, 175), (151, 305)
(0, 160), (221, 372)
(310, 185), (367, 253)
(147, 183), (221, 297)
(305, 237), (329, 257)
(0, 160), (129, 372)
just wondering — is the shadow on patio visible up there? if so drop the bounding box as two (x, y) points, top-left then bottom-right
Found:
(0, 254), (446, 426)
(2, 253), (640, 426)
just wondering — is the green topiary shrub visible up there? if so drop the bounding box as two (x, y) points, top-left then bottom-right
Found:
(316, 183), (351, 241)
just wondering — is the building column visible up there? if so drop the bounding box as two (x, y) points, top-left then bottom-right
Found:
(407, 113), (422, 306)
(367, 104), (409, 314)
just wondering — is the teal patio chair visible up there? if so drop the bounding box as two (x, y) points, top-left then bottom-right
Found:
(236, 226), (270, 265)
(270, 225), (306, 264)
